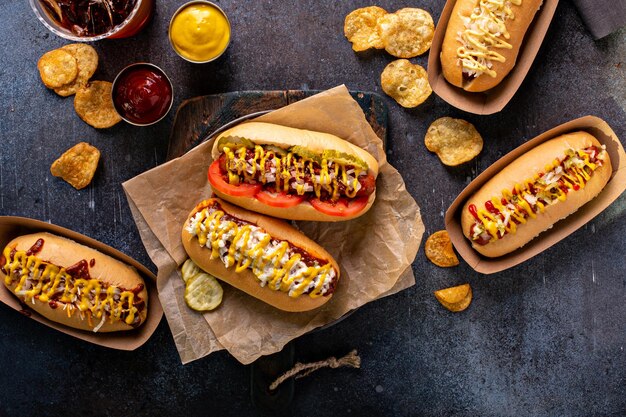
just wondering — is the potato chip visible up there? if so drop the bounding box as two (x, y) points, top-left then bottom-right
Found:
(434, 284), (472, 312)
(74, 81), (121, 129)
(344, 6), (387, 52)
(37, 49), (78, 88)
(377, 8), (434, 58)
(54, 44), (99, 97)
(50, 142), (101, 190)
(425, 117), (483, 166)
(381, 59), (431, 108)
(425, 230), (460, 267)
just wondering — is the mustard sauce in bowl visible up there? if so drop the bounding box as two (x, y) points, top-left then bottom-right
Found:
(169, 1), (231, 63)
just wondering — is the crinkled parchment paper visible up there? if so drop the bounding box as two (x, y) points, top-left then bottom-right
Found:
(123, 86), (424, 364)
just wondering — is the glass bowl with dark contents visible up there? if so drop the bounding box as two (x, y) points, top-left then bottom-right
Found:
(30, 0), (154, 41)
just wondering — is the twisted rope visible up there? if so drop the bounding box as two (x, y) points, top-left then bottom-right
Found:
(269, 350), (361, 391)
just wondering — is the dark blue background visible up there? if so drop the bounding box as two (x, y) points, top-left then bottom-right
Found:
(0, 1), (625, 416)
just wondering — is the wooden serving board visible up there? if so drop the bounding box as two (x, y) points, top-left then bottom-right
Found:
(166, 90), (388, 412)
(167, 90), (388, 160)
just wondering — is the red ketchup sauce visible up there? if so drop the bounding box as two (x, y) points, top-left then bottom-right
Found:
(113, 64), (172, 125)
(26, 238), (45, 256)
(468, 204), (479, 220)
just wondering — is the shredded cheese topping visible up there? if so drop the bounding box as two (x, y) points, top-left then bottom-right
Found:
(2, 248), (139, 329)
(470, 146), (606, 243)
(223, 145), (363, 201)
(456, 0), (523, 78)
(186, 204), (337, 298)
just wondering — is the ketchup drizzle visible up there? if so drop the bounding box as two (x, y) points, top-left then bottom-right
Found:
(468, 204), (479, 220)
(26, 238), (45, 256)
(65, 259), (91, 280)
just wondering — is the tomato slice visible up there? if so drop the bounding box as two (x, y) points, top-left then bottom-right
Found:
(207, 160), (261, 197)
(255, 190), (306, 208)
(309, 196), (369, 217)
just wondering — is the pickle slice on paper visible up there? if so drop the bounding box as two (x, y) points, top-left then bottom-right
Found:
(185, 272), (224, 311)
(181, 258), (202, 283)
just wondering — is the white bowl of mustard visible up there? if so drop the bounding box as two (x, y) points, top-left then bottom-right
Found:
(169, 0), (231, 63)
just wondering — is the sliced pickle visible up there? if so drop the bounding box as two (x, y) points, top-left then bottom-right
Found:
(180, 258), (202, 283)
(263, 144), (288, 157)
(216, 136), (255, 153)
(290, 145), (322, 164)
(322, 150), (369, 171)
(184, 272), (224, 311)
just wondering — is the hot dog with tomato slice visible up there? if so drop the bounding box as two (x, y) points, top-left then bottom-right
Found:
(208, 122), (379, 221)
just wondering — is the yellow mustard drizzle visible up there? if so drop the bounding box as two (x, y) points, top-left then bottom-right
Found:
(192, 206), (335, 298)
(3, 247), (138, 326)
(473, 148), (603, 242)
(457, 0), (523, 78)
(223, 145), (362, 201)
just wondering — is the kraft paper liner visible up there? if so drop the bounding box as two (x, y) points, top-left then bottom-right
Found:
(0, 216), (163, 350)
(427, 0), (559, 115)
(446, 116), (626, 274)
(122, 85), (424, 364)
(125, 194), (224, 361)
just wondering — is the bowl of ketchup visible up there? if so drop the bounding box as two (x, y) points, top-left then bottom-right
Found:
(112, 63), (173, 126)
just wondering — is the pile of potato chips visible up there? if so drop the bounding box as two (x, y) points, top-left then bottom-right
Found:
(344, 6), (434, 57)
(344, 6), (435, 109)
(37, 44), (120, 129)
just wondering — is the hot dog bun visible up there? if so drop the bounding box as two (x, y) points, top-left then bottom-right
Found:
(1, 232), (148, 332)
(461, 132), (612, 257)
(441, 0), (542, 92)
(210, 122), (378, 222)
(181, 198), (340, 312)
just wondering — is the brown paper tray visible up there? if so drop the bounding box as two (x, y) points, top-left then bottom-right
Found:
(428, 0), (559, 114)
(445, 115), (626, 273)
(0, 216), (163, 350)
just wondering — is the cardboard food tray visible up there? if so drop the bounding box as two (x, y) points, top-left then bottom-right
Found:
(428, 0), (559, 115)
(445, 115), (626, 273)
(0, 216), (163, 350)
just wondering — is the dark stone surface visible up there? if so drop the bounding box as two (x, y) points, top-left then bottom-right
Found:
(0, 1), (625, 416)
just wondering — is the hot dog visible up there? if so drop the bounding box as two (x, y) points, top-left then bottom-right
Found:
(440, 0), (542, 92)
(0, 232), (148, 332)
(461, 132), (612, 257)
(181, 198), (340, 312)
(208, 122), (379, 222)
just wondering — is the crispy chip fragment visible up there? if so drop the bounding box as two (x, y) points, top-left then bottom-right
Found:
(38, 49), (78, 88)
(54, 44), (99, 97)
(344, 6), (388, 51)
(50, 142), (101, 190)
(381, 59), (432, 108)
(74, 81), (121, 129)
(434, 284), (472, 312)
(425, 230), (460, 267)
(377, 8), (434, 58)
(425, 117), (483, 166)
